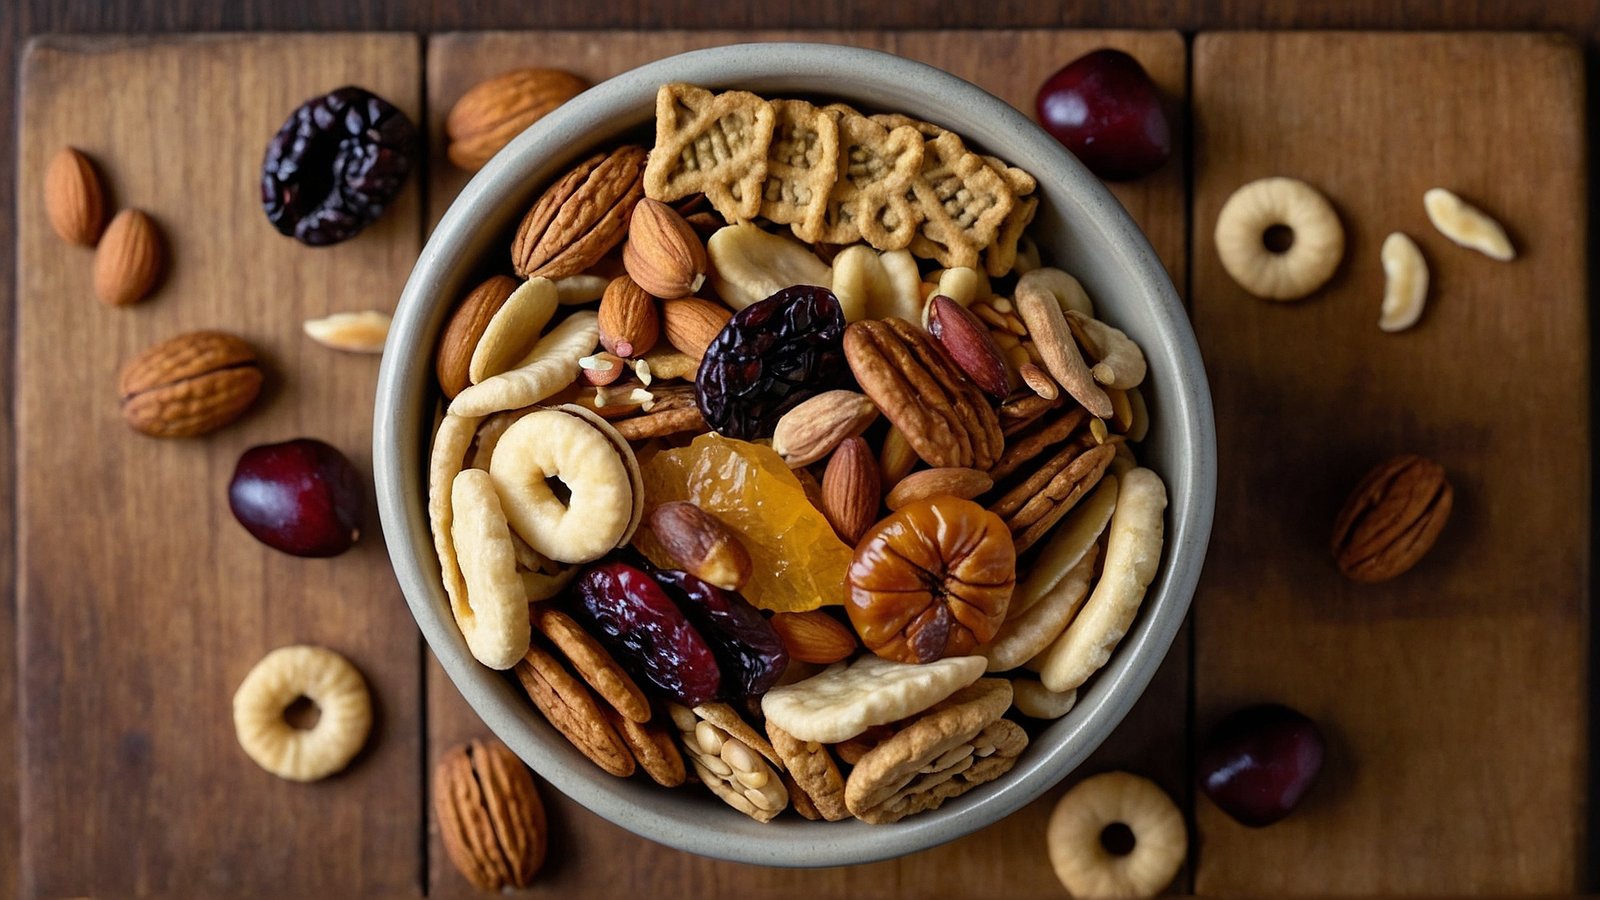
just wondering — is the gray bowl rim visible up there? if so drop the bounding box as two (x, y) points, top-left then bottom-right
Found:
(375, 41), (1215, 868)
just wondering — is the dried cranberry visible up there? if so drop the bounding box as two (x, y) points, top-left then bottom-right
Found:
(261, 86), (418, 246)
(695, 285), (848, 439)
(568, 561), (721, 705)
(654, 570), (788, 699)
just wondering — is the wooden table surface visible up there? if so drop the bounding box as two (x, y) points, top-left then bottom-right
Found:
(3, 5), (1599, 900)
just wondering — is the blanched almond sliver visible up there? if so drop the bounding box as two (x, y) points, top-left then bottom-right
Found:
(1424, 188), (1515, 261)
(303, 310), (391, 353)
(1378, 232), (1429, 333)
(1011, 679), (1078, 720)
(468, 276), (559, 385)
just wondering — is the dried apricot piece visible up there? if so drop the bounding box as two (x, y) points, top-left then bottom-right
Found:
(638, 434), (852, 613)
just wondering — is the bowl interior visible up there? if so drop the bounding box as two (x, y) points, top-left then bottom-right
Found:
(375, 42), (1215, 867)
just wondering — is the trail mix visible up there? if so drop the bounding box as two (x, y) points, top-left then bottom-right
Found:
(426, 82), (1168, 824)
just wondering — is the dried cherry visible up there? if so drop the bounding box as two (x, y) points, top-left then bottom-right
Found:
(654, 570), (788, 698)
(261, 86), (418, 246)
(568, 561), (721, 705)
(695, 285), (848, 439)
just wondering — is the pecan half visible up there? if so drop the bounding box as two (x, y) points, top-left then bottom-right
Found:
(991, 436), (1117, 553)
(511, 145), (647, 279)
(844, 318), (1003, 470)
(1331, 454), (1453, 582)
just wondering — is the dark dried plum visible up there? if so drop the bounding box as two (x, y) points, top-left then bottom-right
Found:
(654, 570), (788, 699)
(568, 561), (721, 705)
(695, 285), (847, 439)
(261, 86), (418, 246)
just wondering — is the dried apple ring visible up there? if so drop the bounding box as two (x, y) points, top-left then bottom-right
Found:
(1214, 176), (1344, 301)
(1047, 772), (1186, 898)
(488, 408), (635, 564)
(232, 645), (371, 782)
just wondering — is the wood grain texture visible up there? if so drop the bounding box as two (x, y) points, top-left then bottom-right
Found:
(1190, 32), (1588, 895)
(423, 29), (1190, 898)
(16, 34), (424, 897)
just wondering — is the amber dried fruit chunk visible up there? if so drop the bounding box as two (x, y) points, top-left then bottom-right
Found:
(637, 434), (853, 613)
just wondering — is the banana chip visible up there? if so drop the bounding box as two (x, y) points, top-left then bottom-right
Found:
(1038, 468), (1167, 693)
(449, 311), (599, 417)
(468, 277), (559, 384)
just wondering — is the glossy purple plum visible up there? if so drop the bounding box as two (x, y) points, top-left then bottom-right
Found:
(1036, 48), (1172, 181)
(1199, 703), (1325, 827)
(228, 438), (364, 557)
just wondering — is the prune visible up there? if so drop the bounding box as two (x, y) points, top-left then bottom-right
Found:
(568, 561), (722, 705)
(228, 438), (363, 557)
(654, 570), (788, 698)
(695, 285), (847, 439)
(261, 86), (418, 246)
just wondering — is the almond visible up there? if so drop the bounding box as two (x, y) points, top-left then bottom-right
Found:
(623, 198), (707, 300)
(119, 330), (263, 437)
(770, 610), (858, 665)
(597, 275), (659, 358)
(434, 739), (547, 891)
(771, 390), (879, 468)
(436, 274), (518, 398)
(647, 501), (753, 591)
(93, 209), (164, 306)
(926, 295), (1009, 398)
(44, 146), (106, 246)
(1331, 454), (1453, 583)
(445, 68), (587, 172)
(885, 467), (994, 511)
(660, 297), (732, 360)
(821, 436), (881, 545)
(511, 145), (646, 279)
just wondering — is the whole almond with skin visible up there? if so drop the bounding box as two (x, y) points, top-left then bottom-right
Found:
(886, 467), (994, 511)
(771, 390), (880, 468)
(94, 209), (164, 306)
(119, 331), (263, 437)
(821, 436), (881, 546)
(623, 198), (708, 300)
(44, 146), (106, 246)
(445, 68), (587, 172)
(511, 145), (647, 279)
(648, 501), (753, 591)
(770, 610), (858, 664)
(926, 294), (1009, 399)
(436, 274), (518, 398)
(597, 275), (660, 358)
(1332, 454), (1454, 583)
(434, 739), (547, 892)
(660, 297), (732, 360)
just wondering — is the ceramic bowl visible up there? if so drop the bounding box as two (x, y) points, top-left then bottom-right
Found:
(375, 42), (1214, 867)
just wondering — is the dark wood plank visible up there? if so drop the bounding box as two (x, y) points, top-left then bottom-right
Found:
(423, 28), (1189, 897)
(1190, 31), (1588, 894)
(15, 34), (425, 897)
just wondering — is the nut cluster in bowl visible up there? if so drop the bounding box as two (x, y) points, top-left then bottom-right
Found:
(424, 81), (1167, 825)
